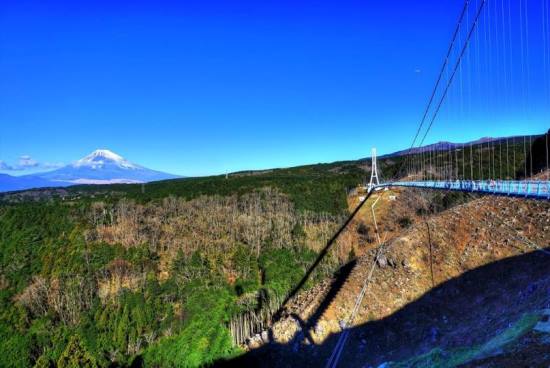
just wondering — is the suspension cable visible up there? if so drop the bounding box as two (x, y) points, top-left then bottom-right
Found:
(529, 135), (533, 177)
(395, 0), (471, 179)
(418, 0), (487, 149)
(470, 141), (474, 179)
(523, 136), (527, 178)
(506, 137), (509, 179)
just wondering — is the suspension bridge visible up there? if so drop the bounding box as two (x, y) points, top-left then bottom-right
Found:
(326, 0), (550, 364)
(326, 0), (550, 365)
(363, 0), (550, 202)
(231, 0), (550, 366)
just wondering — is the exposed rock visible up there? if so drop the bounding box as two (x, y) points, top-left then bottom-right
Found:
(376, 254), (388, 268)
(257, 190), (550, 367)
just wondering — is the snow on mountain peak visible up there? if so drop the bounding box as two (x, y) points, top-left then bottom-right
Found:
(74, 149), (139, 170)
(88, 149), (124, 161)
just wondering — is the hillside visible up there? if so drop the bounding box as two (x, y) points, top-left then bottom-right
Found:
(0, 176), (357, 367)
(222, 189), (550, 367)
(0, 136), (547, 367)
(1, 162), (367, 215)
(1, 133), (536, 210)
(1, 133), (537, 199)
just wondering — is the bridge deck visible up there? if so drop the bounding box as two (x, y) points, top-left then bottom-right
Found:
(378, 180), (550, 200)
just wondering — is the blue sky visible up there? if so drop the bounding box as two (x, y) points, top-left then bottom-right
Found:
(1, 0), (548, 176)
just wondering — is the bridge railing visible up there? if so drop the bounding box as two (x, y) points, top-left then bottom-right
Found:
(379, 180), (550, 200)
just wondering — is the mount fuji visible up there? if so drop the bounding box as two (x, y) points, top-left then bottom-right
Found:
(0, 149), (181, 192)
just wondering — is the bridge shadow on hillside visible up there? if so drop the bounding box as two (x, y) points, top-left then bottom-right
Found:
(214, 248), (550, 367)
(276, 260), (356, 347)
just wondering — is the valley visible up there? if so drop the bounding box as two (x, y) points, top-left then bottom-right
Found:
(224, 188), (550, 367)
(1, 150), (548, 367)
(2, 0), (549, 366)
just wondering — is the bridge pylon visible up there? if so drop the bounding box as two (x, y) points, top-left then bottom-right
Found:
(367, 147), (380, 193)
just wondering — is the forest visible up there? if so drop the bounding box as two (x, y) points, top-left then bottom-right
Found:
(0, 133), (545, 367)
(0, 181), (355, 367)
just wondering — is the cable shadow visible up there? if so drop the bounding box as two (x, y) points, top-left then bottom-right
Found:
(268, 190), (374, 331)
(213, 247), (550, 368)
(299, 260), (356, 340)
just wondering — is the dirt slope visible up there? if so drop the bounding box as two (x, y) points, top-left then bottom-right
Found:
(227, 189), (550, 367)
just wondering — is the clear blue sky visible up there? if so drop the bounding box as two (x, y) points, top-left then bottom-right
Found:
(1, 0), (548, 176)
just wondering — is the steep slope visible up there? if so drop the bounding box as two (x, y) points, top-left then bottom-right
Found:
(231, 190), (550, 367)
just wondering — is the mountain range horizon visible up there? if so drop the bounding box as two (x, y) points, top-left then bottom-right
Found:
(0, 149), (181, 193)
(0, 133), (543, 193)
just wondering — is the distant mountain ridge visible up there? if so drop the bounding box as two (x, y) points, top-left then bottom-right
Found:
(378, 135), (542, 159)
(0, 149), (181, 193)
(0, 173), (63, 193)
(0, 134), (542, 193)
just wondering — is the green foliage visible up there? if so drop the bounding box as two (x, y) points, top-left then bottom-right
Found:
(124, 246), (159, 273)
(524, 130), (549, 178)
(0, 161), (362, 367)
(80, 282), (179, 366)
(0, 323), (31, 368)
(0, 203), (72, 291)
(56, 335), (98, 368)
(142, 285), (238, 367)
(231, 245), (260, 295)
(63, 166), (362, 215)
(171, 251), (211, 287)
(0, 133), (547, 368)
(85, 242), (125, 272)
(260, 247), (317, 298)
(33, 355), (53, 368)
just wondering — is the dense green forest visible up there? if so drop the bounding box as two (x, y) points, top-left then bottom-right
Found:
(0, 135), (544, 367)
(0, 171), (357, 367)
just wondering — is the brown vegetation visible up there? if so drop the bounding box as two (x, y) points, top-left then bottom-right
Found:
(17, 275), (95, 325)
(262, 190), (550, 361)
(86, 188), (345, 279)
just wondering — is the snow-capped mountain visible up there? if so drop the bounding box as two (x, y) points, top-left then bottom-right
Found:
(73, 149), (141, 170)
(0, 149), (181, 192)
(37, 149), (181, 184)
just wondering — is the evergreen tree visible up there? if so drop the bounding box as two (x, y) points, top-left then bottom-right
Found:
(56, 335), (98, 368)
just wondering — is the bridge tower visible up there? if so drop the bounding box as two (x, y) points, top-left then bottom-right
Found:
(367, 147), (380, 193)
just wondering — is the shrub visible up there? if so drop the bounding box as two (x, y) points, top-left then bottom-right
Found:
(398, 216), (412, 228)
(57, 335), (98, 368)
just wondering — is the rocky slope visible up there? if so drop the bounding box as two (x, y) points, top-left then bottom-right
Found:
(224, 188), (550, 367)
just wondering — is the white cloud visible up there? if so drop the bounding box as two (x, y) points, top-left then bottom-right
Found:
(42, 162), (65, 169)
(0, 155), (65, 172)
(0, 161), (15, 170)
(18, 155), (39, 168)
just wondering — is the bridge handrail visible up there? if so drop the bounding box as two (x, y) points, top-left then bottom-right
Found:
(376, 180), (550, 200)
